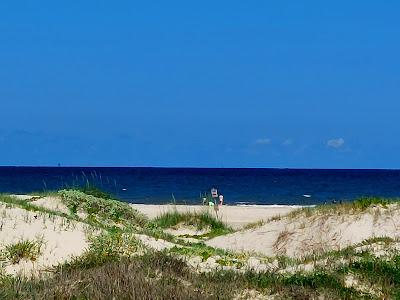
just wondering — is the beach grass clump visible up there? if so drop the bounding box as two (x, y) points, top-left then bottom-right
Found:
(0, 252), (223, 300)
(289, 197), (400, 219)
(344, 254), (400, 297)
(170, 244), (218, 261)
(241, 219), (266, 231)
(151, 210), (233, 238)
(170, 242), (248, 265)
(87, 230), (142, 259)
(352, 197), (391, 209)
(60, 230), (143, 271)
(58, 189), (148, 227)
(5, 239), (43, 264)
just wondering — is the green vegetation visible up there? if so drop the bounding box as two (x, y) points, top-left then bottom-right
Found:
(289, 196), (399, 219)
(0, 194), (74, 221)
(353, 197), (391, 209)
(4, 239), (42, 264)
(171, 243), (229, 261)
(77, 184), (114, 200)
(151, 210), (233, 238)
(241, 219), (266, 230)
(58, 189), (147, 227)
(0, 193), (113, 233)
(58, 229), (144, 272)
(0, 250), (380, 299)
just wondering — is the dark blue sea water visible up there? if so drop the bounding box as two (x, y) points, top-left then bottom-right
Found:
(1, 167), (400, 205)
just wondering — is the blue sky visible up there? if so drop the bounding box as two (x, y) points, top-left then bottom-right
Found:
(1, 1), (399, 168)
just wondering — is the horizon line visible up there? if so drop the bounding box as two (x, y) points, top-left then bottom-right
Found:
(1, 165), (400, 171)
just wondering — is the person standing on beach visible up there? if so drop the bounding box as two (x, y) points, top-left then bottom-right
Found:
(219, 194), (224, 207)
(210, 188), (220, 217)
(209, 188), (217, 205)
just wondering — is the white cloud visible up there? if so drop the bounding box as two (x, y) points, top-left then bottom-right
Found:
(255, 138), (271, 145)
(282, 139), (293, 146)
(327, 138), (345, 148)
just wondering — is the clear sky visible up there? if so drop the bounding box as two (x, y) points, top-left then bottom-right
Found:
(1, 1), (399, 168)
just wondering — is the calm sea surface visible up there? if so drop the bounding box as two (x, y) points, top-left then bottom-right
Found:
(1, 167), (400, 205)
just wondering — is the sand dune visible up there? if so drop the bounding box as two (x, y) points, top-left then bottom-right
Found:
(31, 196), (71, 215)
(4, 194), (400, 276)
(207, 204), (400, 257)
(0, 201), (89, 276)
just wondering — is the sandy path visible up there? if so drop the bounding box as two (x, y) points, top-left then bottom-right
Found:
(131, 204), (299, 229)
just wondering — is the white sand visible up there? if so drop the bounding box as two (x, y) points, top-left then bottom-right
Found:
(131, 204), (298, 229)
(0, 203), (89, 276)
(207, 204), (400, 257)
(31, 196), (71, 215)
(165, 226), (210, 237)
(134, 234), (177, 251)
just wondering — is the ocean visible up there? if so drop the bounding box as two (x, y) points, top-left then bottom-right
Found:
(0, 167), (400, 205)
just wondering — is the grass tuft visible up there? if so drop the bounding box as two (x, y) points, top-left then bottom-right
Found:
(5, 239), (43, 264)
(242, 219), (266, 231)
(151, 210), (233, 239)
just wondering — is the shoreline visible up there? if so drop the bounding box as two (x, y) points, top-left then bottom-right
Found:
(129, 202), (311, 208)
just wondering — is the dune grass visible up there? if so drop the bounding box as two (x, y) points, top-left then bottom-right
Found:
(0, 194), (75, 221)
(76, 184), (114, 200)
(151, 210), (233, 239)
(4, 239), (43, 264)
(0, 193), (115, 233)
(57, 229), (144, 272)
(288, 196), (400, 219)
(241, 219), (266, 231)
(58, 189), (148, 227)
(0, 249), (382, 299)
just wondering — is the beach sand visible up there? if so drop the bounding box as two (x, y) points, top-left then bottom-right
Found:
(131, 204), (299, 229)
(0, 198), (90, 276)
(133, 202), (400, 258)
(206, 204), (400, 257)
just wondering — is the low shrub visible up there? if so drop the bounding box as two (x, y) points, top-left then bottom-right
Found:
(77, 185), (113, 200)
